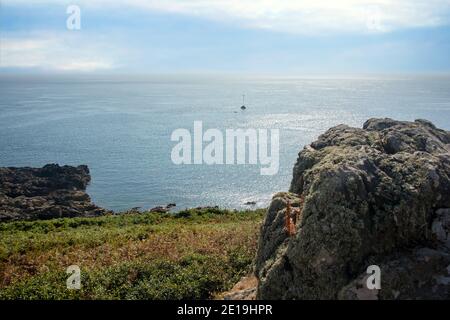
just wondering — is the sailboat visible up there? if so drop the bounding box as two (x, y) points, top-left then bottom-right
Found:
(240, 94), (246, 110)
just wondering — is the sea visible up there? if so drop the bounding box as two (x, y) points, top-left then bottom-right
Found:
(1, 74), (449, 211)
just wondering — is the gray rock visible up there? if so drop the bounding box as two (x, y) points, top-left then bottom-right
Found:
(255, 118), (450, 299)
(221, 276), (258, 300)
(0, 164), (107, 222)
(149, 206), (169, 213)
(223, 287), (257, 300)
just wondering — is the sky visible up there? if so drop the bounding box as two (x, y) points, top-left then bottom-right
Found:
(1, 0), (450, 74)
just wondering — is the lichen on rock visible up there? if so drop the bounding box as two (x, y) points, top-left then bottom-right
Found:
(255, 118), (450, 299)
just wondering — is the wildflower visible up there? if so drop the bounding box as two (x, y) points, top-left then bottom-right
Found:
(285, 200), (296, 237)
(285, 196), (304, 237)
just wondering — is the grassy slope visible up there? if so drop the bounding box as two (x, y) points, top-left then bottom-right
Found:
(0, 208), (265, 299)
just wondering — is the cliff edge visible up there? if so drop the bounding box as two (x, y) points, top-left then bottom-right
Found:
(0, 164), (107, 222)
(255, 118), (450, 299)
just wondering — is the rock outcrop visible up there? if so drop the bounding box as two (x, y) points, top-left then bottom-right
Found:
(0, 164), (107, 222)
(255, 118), (450, 299)
(221, 276), (258, 300)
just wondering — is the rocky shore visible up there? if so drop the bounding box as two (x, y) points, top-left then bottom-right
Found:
(0, 164), (107, 222)
(1, 118), (449, 300)
(253, 118), (450, 299)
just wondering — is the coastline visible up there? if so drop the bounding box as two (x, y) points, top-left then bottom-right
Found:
(1, 118), (449, 300)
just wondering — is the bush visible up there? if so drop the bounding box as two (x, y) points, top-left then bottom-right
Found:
(0, 208), (265, 300)
(0, 255), (248, 300)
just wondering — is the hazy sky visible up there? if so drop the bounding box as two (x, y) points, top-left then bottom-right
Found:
(1, 0), (450, 74)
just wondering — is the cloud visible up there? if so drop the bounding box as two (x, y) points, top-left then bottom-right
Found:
(0, 33), (115, 71)
(5, 0), (450, 34)
(2, 1), (449, 73)
(136, 0), (450, 34)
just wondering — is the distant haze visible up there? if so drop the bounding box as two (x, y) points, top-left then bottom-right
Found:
(1, 1), (450, 74)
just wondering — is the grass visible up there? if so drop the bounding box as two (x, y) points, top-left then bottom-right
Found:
(0, 207), (265, 299)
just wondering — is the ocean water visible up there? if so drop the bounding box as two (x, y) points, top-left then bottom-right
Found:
(1, 74), (450, 212)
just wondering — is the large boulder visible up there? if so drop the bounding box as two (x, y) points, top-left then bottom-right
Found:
(0, 164), (107, 222)
(255, 118), (450, 299)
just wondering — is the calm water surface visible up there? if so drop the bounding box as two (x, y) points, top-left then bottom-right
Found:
(1, 74), (449, 211)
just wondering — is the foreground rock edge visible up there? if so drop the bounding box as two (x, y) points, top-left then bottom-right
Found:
(254, 118), (450, 300)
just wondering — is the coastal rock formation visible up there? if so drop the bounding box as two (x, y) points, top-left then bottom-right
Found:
(0, 164), (107, 222)
(255, 118), (450, 299)
(221, 276), (258, 300)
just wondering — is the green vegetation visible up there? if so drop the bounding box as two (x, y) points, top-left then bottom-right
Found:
(0, 208), (265, 299)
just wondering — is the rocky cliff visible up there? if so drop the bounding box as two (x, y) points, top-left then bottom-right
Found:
(0, 164), (107, 222)
(255, 118), (450, 299)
